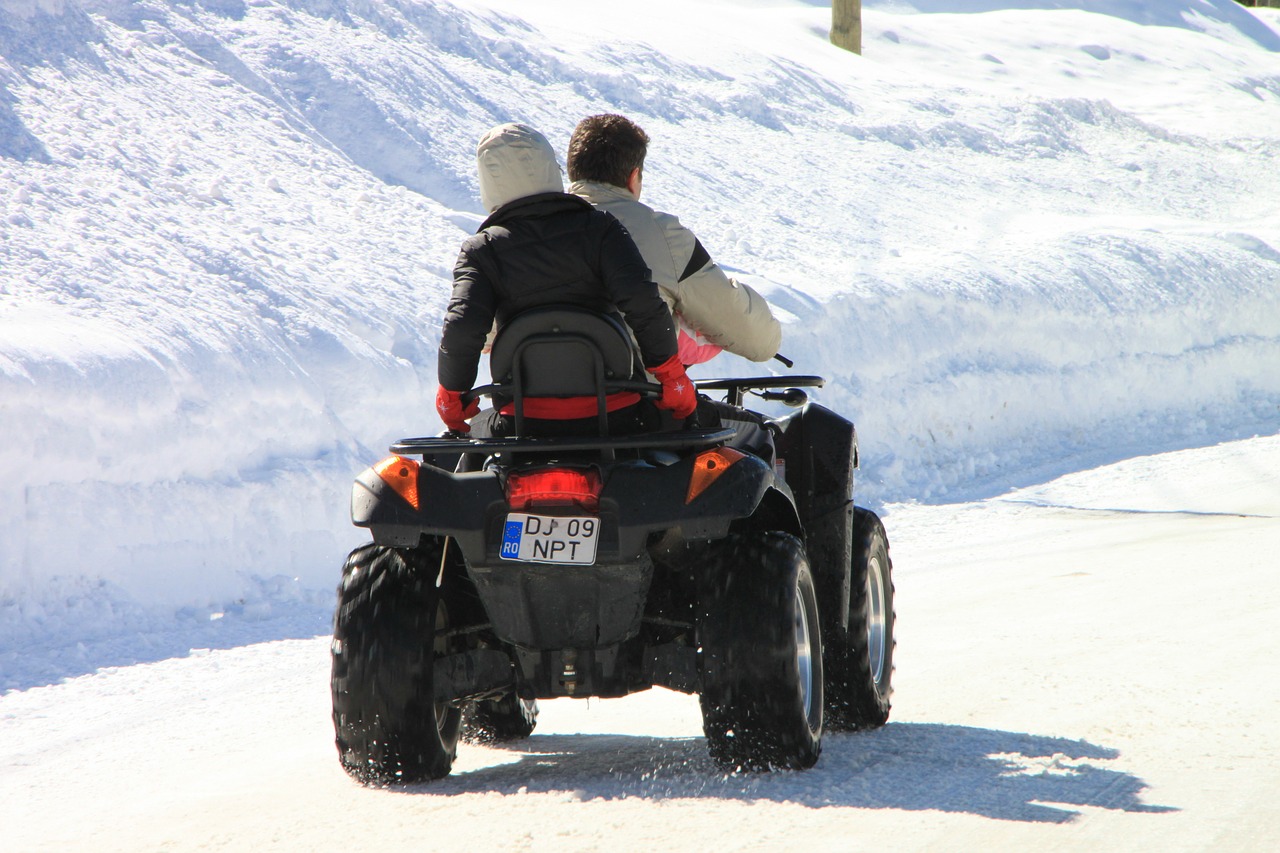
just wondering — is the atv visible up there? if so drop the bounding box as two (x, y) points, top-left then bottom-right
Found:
(330, 306), (894, 784)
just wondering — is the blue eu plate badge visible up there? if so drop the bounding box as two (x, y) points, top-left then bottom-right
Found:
(501, 518), (523, 559)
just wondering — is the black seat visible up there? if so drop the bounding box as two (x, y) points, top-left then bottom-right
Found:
(488, 306), (643, 436)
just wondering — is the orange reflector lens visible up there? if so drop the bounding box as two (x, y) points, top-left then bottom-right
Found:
(373, 455), (420, 510)
(685, 447), (746, 504)
(507, 467), (602, 511)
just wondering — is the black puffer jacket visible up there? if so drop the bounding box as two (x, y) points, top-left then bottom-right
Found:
(438, 192), (677, 392)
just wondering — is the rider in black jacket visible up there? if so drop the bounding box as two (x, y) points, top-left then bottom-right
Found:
(437, 123), (696, 434)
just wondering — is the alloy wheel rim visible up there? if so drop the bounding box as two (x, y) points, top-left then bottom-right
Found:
(795, 582), (814, 721)
(866, 554), (886, 685)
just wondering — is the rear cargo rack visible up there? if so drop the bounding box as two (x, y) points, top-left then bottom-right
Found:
(390, 427), (737, 458)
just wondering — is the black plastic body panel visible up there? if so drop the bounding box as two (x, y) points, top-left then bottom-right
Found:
(468, 556), (654, 649)
(774, 402), (859, 635)
(352, 448), (795, 564)
(346, 408), (859, 702)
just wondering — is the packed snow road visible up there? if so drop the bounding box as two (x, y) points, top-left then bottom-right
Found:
(4, 436), (1280, 852)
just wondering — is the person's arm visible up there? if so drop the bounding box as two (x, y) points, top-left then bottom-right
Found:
(660, 213), (782, 362)
(438, 238), (498, 393)
(594, 214), (694, 418)
(595, 215), (678, 368)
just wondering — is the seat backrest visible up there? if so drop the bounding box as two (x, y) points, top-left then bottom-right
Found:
(489, 306), (636, 397)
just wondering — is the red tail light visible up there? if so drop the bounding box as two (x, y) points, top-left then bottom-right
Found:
(506, 467), (602, 511)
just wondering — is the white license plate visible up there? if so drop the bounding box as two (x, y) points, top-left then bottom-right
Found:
(500, 513), (599, 565)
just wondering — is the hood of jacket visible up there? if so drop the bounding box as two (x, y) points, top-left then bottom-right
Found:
(476, 123), (564, 213)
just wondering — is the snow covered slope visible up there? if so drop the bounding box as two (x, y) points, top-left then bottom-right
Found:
(2, 0), (1279, 635)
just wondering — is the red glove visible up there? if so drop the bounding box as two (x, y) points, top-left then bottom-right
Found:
(649, 354), (697, 420)
(436, 386), (480, 433)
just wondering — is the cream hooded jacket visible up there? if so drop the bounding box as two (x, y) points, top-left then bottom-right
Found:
(570, 180), (782, 364)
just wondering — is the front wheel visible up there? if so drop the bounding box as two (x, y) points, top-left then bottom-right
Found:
(698, 531), (823, 771)
(824, 507), (895, 731)
(331, 542), (463, 784)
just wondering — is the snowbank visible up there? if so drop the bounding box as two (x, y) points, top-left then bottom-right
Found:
(2, 0), (1278, 647)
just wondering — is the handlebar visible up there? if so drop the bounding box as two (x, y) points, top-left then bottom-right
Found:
(692, 375), (824, 392)
(693, 375), (824, 408)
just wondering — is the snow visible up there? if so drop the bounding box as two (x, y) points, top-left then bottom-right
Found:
(5, 437), (1280, 850)
(2, 0), (1279, 847)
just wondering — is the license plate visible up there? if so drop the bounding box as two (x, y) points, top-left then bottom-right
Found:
(500, 513), (599, 565)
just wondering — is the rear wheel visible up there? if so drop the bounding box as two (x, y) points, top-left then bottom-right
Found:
(698, 531), (823, 771)
(331, 542), (463, 784)
(463, 692), (539, 743)
(824, 507), (895, 731)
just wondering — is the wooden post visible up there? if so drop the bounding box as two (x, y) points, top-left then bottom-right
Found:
(831, 0), (862, 55)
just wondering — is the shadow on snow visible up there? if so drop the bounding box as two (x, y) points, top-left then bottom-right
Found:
(405, 723), (1177, 823)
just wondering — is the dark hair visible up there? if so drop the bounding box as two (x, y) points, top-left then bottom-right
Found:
(566, 114), (650, 187)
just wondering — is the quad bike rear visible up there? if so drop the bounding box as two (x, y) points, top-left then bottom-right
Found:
(330, 306), (895, 784)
